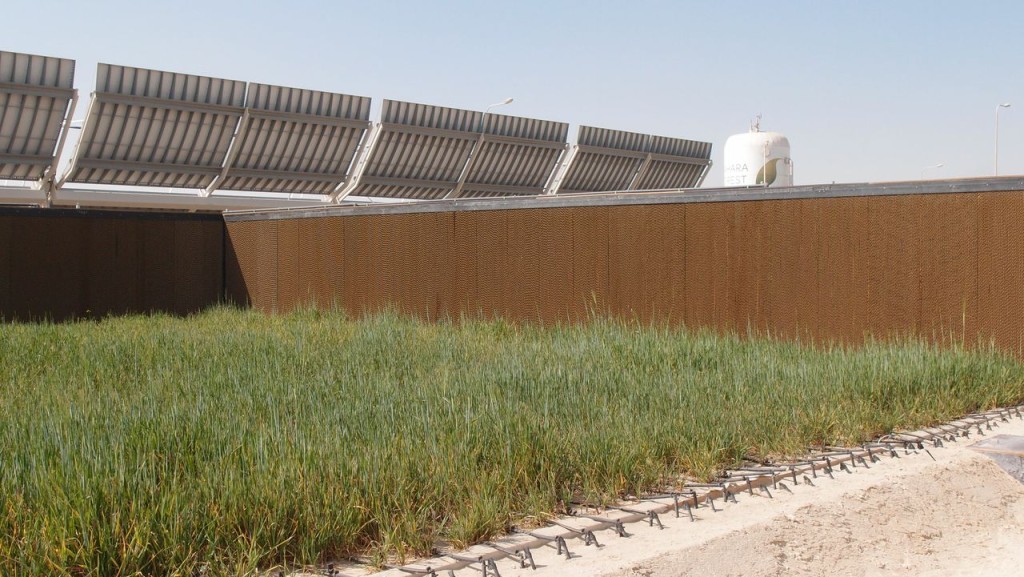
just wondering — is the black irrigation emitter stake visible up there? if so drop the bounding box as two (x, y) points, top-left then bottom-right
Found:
(555, 536), (570, 559)
(484, 542), (534, 570)
(483, 559), (500, 577)
(582, 528), (600, 547)
(521, 547), (536, 570)
(520, 530), (571, 560)
(720, 483), (738, 503)
(575, 514), (627, 538)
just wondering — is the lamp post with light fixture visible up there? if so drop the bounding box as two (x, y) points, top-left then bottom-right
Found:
(484, 97), (514, 118)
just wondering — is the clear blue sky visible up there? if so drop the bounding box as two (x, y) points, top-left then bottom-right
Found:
(6, 0), (1023, 187)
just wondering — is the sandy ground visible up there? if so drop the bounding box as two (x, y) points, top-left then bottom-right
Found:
(366, 414), (1024, 577)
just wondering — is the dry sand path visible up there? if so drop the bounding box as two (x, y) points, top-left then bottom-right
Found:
(367, 415), (1024, 577)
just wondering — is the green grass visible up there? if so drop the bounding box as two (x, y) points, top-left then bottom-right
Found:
(2, 306), (1023, 576)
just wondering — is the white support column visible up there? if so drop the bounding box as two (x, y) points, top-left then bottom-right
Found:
(626, 152), (654, 191)
(330, 122), (382, 203)
(204, 108), (250, 197)
(446, 132), (487, 200)
(39, 89), (79, 207)
(55, 92), (95, 190)
(695, 159), (713, 188)
(544, 144), (579, 195)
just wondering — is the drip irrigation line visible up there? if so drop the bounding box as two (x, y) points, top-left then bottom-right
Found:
(336, 405), (1024, 577)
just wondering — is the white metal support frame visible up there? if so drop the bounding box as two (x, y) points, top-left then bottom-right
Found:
(37, 89), (79, 207)
(203, 108), (250, 197)
(445, 98), (514, 200)
(626, 152), (654, 191)
(55, 94), (96, 191)
(331, 122), (382, 203)
(445, 131), (488, 200)
(205, 111), (251, 196)
(544, 144), (580, 195)
(695, 159), (713, 188)
(539, 143), (570, 195)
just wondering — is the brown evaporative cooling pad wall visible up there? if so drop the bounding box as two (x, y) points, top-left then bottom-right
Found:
(223, 189), (1024, 354)
(0, 207), (225, 321)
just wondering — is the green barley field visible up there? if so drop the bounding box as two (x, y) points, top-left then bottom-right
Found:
(2, 307), (1023, 576)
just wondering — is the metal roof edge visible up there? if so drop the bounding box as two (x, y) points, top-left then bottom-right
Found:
(223, 176), (1024, 222)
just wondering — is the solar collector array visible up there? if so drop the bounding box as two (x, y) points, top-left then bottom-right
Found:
(0, 50), (75, 181)
(555, 126), (711, 194)
(1, 49), (713, 206)
(346, 100), (483, 200)
(212, 84), (370, 195)
(453, 113), (568, 199)
(66, 64), (246, 189)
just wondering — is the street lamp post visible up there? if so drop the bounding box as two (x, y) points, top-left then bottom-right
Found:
(484, 97), (514, 118)
(996, 103), (1011, 176)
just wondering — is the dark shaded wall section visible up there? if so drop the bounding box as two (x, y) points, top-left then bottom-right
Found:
(225, 191), (1024, 355)
(0, 208), (225, 321)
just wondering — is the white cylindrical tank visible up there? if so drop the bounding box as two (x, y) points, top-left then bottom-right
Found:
(723, 124), (793, 187)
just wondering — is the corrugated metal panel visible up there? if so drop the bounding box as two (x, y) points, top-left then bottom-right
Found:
(214, 83), (370, 194)
(558, 127), (712, 194)
(646, 134), (712, 159)
(577, 126), (648, 151)
(483, 113), (568, 142)
(458, 186), (541, 198)
(632, 135), (712, 190)
(454, 113), (568, 197)
(381, 99), (481, 130)
(353, 183), (452, 200)
(0, 50), (75, 181)
(66, 63), (245, 188)
(557, 126), (648, 194)
(559, 150), (643, 193)
(347, 99), (480, 199)
(634, 160), (696, 190)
